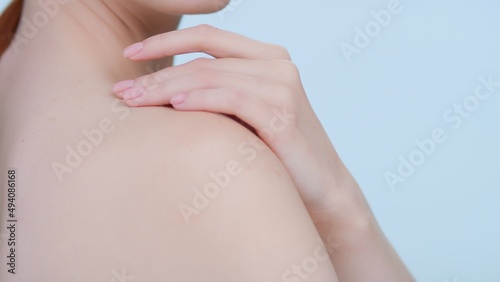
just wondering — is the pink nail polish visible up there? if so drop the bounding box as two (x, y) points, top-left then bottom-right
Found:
(123, 42), (144, 58)
(112, 80), (135, 93)
(123, 87), (144, 100)
(170, 94), (186, 105)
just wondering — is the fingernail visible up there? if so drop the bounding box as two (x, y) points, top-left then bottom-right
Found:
(123, 42), (144, 58)
(170, 93), (186, 105)
(112, 80), (135, 93)
(123, 87), (144, 100)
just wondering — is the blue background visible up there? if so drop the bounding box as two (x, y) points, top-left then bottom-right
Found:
(2, 0), (499, 281)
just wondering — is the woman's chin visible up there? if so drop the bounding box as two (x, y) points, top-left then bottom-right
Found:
(136, 0), (231, 15)
(184, 0), (231, 14)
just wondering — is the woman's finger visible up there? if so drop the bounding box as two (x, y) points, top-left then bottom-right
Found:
(119, 70), (275, 107)
(113, 58), (297, 99)
(170, 88), (293, 144)
(124, 24), (291, 61)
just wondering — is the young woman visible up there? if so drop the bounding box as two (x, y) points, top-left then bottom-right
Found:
(0, 0), (413, 281)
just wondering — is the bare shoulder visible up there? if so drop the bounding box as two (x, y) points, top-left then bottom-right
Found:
(1, 106), (338, 281)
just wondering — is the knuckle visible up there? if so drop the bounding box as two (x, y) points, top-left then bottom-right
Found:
(190, 57), (211, 69)
(196, 24), (216, 32)
(141, 73), (157, 89)
(276, 60), (300, 80)
(195, 24), (218, 41)
(268, 44), (291, 60)
(141, 71), (169, 91)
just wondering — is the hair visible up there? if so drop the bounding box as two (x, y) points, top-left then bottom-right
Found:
(0, 0), (23, 58)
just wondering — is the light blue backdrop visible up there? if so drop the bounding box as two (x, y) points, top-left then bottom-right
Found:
(1, 0), (499, 281)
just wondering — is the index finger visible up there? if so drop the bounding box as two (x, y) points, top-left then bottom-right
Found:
(124, 24), (291, 61)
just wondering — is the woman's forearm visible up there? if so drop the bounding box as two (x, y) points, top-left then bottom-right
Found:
(307, 170), (415, 282)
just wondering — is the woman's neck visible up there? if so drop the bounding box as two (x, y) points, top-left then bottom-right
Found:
(1, 0), (180, 85)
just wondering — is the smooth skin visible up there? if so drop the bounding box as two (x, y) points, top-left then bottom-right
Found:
(0, 0), (413, 281)
(113, 25), (415, 282)
(0, 1), (338, 280)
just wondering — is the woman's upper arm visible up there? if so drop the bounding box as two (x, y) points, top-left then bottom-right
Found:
(123, 110), (340, 281)
(6, 109), (338, 281)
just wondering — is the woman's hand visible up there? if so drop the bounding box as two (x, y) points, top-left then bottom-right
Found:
(112, 24), (360, 218)
(112, 24), (414, 281)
